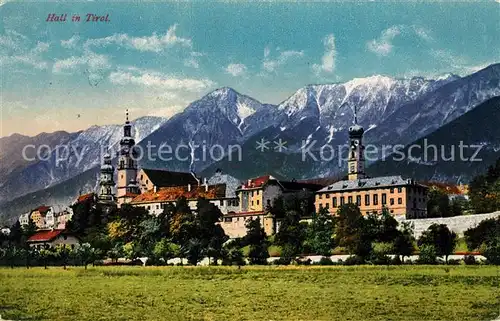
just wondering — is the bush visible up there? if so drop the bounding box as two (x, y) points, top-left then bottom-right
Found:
(343, 255), (365, 266)
(417, 245), (437, 265)
(463, 255), (476, 265)
(369, 252), (391, 265)
(483, 243), (500, 265)
(317, 256), (334, 265)
(222, 248), (246, 266)
(273, 257), (291, 265)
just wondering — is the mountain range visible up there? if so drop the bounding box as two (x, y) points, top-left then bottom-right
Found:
(1, 63), (499, 224)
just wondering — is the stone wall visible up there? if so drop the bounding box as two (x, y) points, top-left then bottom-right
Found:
(400, 212), (500, 238)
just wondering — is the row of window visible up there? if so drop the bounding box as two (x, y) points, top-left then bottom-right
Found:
(224, 216), (262, 223)
(144, 199), (240, 211)
(319, 194), (404, 208)
(250, 190), (261, 197)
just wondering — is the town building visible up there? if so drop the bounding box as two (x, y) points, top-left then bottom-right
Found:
(221, 175), (323, 238)
(136, 168), (199, 194)
(53, 209), (73, 229)
(129, 184), (227, 216)
(19, 212), (30, 226)
(30, 205), (52, 229)
(27, 229), (79, 249)
(315, 109), (428, 218)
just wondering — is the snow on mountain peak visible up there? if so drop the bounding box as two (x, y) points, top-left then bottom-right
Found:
(343, 75), (396, 97)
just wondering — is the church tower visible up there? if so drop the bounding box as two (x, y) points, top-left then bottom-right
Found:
(116, 110), (139, 205)
(347, 106), (366, 180)
(98, 153), (115, 204)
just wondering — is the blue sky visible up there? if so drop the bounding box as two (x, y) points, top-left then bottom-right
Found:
(1, 1), (499, 136)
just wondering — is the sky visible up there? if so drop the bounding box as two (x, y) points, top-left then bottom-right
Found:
(1, 1), (499, 137)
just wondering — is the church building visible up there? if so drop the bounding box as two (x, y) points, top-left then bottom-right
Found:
(315, 108), (428, 219)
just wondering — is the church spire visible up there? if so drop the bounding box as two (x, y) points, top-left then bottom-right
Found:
(347, 104), (365, 180)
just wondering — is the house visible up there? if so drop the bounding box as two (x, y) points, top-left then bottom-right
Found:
(19, 212), (30, 226)
(54, 208), (73, 229)
(129, 184), (227, 216)
(220, 175), (323, 238)
(27, 229), (79, 249)
(206, 169), (241, 214)
(316, 176), (428, 218)
(136, 168), (200, 194)
(30, 205), (52, 229)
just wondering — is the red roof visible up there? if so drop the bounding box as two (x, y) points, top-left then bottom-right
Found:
(130, 185), (226, 204)
(242, 175), (271, 189)
(77, 193), (95, 203)
(27, 229), (65, 242)
(33, 205), (51, 214)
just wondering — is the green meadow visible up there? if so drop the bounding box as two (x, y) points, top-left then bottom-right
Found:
(0, 266), (498, 321)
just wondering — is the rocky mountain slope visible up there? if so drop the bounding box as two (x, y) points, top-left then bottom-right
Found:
(368, 96), (500, 183)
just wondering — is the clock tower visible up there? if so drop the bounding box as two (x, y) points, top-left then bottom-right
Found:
(347, 106), (366, 181)
(116, 110), (139, 205)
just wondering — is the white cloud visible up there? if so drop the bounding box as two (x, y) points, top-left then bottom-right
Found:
(184, 58), (199, 68)
(109, 66), (215, 92)
(61, 35), (80, 49)
(53, 50), (110, 74)
(262, 47), (304, 73)
(312, 34), (336, 74)
(367, 26), (401, 56)
(367, 25), (433, 56)
(412, 26), (433, 42)
(0, 33), (49, 70)
(225, 63), (247, 76)
(85, 24), (191, 52)
(183, 51), (204, 69)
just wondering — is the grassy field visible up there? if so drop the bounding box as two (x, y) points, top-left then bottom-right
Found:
(0, 266), (499, 321)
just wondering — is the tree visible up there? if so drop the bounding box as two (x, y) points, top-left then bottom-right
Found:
(469, 158), (500, 213)
(394, 221), (415, 262)
(55, 245), (71, 269)
(244, 218), (269, 265)
(196, 198), (228, 265)
(8, 221), (23, 247)
(464, 217), (500, 251)
(23, 218), (37, 239)
(75, 243), (96, 269)
(427, 189), (451, 218)
(274, 208), (306, 264)
(417, 244), (437, 265)
(39, 248), (52, 269)
(464, 217), (500, 264)
(122, 241), (141, 262)
(107, 219), (130, 243)
(225, 248), (245, 267)
(418, 224), (457, 263)
(334, 204), (371, 260)
(108, 242), (124, 263)
(185, 238), (203, 266)
(153, 239), (179, 264)
(305, 207), (334, 257)
(138, 217), (162, 257)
